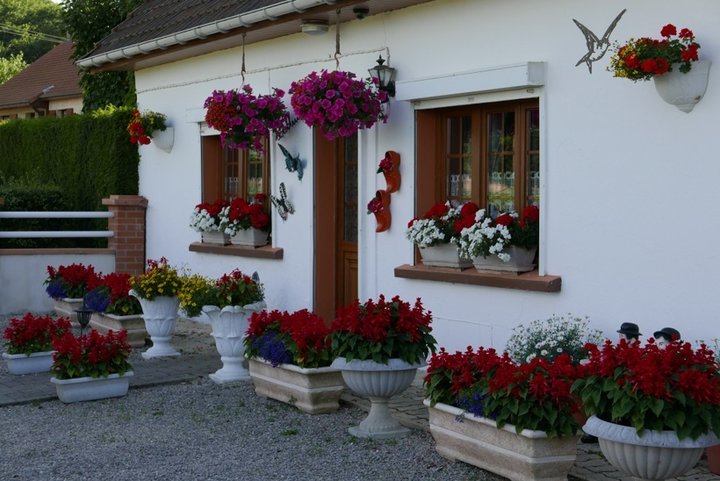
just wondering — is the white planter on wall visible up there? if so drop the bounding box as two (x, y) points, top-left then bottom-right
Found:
(654, 60), (711, 113)
(152, 127), (174, 152)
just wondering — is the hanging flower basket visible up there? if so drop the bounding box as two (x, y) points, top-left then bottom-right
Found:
(204, 86), (291, 152)
(289, 69), (387, 140)
(127, 110), (167, 145)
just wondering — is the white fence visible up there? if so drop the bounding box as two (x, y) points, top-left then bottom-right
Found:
(0, 211), (116, 315)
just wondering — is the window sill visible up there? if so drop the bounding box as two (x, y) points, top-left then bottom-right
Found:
(189, 242), (283, 259)
(394, 264), (561, 292)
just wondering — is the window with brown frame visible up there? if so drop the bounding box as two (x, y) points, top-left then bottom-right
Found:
(416, 99), (540, 219)
(200, 135), (269, 203)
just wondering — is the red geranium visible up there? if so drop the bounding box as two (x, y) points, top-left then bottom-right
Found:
(572, 339), (720, 440)
(226, 195), (270, 232)
(3, 313), (72, 355)
(245, 309), (331, 368)
(51, 329), (132, 380)
(330, 295), (436, 364)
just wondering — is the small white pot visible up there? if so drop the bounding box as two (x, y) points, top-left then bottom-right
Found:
(653, 60), (711, 113)
(2, 351), (54, 375)
(152, 127), (174, 153)
(230, 228), (269, 247)
(130, 291), (180, 359)
(51, 372), (134, 403)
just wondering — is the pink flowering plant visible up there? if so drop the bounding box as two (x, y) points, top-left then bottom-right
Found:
(610, 24), (701, 81)
(204, 85), (292, 151)
(289, 70), (387, 140)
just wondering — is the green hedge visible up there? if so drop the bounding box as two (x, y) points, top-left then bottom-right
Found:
(0, 106), (139, 211)
(0, 107), (139, 248)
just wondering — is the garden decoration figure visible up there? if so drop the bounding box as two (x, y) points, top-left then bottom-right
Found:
(616, 322), (642, 343)
(654, 327), (681, 348)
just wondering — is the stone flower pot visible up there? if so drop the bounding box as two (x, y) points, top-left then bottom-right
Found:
(131, 291), (181, 359)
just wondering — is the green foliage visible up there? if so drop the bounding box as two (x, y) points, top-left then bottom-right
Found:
(62, 0), (143, 111)
(0, 52), (27, 84)
(0, 108), (140, 247)
(0, 0), (64, 63)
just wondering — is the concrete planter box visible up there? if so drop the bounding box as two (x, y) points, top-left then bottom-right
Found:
(230, 227), (269, 247)
(419, 243), (472, 269)
(53, 298), (84, 324)
(2, 350), (54, 375)
(89, 312), (146, 348)
(425, 400), (578, 481)
(51, 372), (133, 403)
(248, 358), (345, 414)
(201, 231), (230, 245)
(472, 245), (537, 274)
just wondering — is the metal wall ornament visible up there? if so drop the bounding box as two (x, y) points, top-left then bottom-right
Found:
(278, 143), (304, 180)
(271, 182), (295, 221)
(573, 9), (626, 73)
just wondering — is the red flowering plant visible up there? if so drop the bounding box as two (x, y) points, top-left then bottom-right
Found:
(223, 194), (270, 235)
(179, 269), (264, 317)
(44, 263), (99, 299)
(244, 309), (332, 368)
(572, 339), (720, 440)
(456, 204), (539, 261)
(204, 86), (292, 152)
(3, 313), (72, 355)
(609, 24), (701, 81)
(425, 346), (585, 438)
(84, 273), (142, 316)
(127, 109), (167, 145)
(189, 198), (230, 233)
(329, 295), (437, 365)
(51, 329), (132, 380)
(289, 70), (387, 141)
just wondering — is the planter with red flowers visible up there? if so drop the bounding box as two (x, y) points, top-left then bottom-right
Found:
(610, 24), (710, 112)
(190, 198), (231, 245)
(179, 269), (265, 383)
(44, 263), (99, 324)
(245, 309), (344, 414)
(424, 347), (584, 481)
(406, 201), (475, 270)
(573, 339), (720, 480)
(289, 69), (387, 141)
(377, 151), (401, 194)
(2, 313), (72, 375)
(85, 272), (146, 348)
(456, 204), (539, 274)
(204, 86), (291, 151)
(330, 295), (436, 439)
(127, 109), (168, 148)
(50, 329), (133, 403)
(224, 194), (270, 247)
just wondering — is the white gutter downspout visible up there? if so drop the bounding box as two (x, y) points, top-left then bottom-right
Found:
(77, 0), (338, 69)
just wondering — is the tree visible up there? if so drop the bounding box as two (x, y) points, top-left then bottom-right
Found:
(62, 0), (143, 112)
(0, 52), (27, 84)
(0, 0), (64, 63)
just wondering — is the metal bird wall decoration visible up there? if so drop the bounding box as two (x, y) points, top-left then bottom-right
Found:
(573, 9), (626, 73)
(278, 143), (304, 181)
(270, 182), (295, 221)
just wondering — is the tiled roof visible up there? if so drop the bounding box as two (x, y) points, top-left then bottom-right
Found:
(87, 0), (280, 57)
(0, 42), (81, 109)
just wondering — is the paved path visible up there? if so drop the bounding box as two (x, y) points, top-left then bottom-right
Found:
(1, 319), (717, 481)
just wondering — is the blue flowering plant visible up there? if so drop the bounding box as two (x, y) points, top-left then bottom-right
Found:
(85, 273), (142, 316)
(244, 309), (332, 369)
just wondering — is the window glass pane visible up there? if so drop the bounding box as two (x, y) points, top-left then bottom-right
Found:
(526, 108), (540, 206)
(446, 115), (472, 201)
(343, 133), (358, 242)
(223, 148), (239, 200)
(246, 148), (264, 200)
(487, 111), (515, 216)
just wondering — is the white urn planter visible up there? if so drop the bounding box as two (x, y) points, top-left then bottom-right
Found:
(51, 372), (133, 403)
(89, 312), (146, 348)
(230, 227), (269, 247)
(583, 415), (719, 481)
(419, 243), (472, 269)
(248, 358), (345, 414)
(653, 60), (711, 113)
(331, 357), (422, 439)
(201, 231), (230, 245)
(130, 291), (180, 359)
(202, 302), (266, 383)
(425, 400), (579, 481)
(2, 351), (54, 375)
(472, 245), (537, 274)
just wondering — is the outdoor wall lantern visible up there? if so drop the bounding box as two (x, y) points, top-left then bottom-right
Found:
(301, 19), (329, 35)
(369, 55), (396, 98)
(75, 299), (93, 337)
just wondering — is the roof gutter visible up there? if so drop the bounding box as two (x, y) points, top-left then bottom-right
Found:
(77, 0), (338, 69)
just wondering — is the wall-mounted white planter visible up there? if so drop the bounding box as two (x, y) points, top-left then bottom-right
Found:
(654, 61), (711, 113)
(152, 127), (174, 153)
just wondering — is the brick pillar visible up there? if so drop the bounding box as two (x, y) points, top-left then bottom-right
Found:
(102, 195), (148, 276)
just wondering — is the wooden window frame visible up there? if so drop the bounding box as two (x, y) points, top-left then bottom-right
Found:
(201, 136), (270, 203)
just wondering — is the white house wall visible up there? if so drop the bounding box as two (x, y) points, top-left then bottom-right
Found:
(135, 0), (720, 353)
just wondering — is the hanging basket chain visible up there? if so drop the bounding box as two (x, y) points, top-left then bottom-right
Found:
(334, 9), (341, 69)
(241, 32), (247, 84)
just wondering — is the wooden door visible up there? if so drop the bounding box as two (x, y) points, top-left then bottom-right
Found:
(314, 131), (358, 322)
